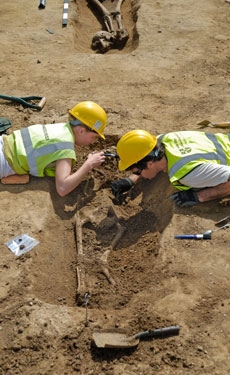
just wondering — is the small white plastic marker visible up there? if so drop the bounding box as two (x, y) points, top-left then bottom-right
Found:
(5, 234), (40, 256)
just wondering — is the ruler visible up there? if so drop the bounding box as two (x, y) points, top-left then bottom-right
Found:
(62, 0), (69, 26)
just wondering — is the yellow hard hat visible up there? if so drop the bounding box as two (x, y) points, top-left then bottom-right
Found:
(116, 129), (157, 170)
(69, 101), (107, 139)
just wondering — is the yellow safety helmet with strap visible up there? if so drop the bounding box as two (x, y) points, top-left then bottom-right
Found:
(69, 101), (107, 139)
(117, 129), (157, 170)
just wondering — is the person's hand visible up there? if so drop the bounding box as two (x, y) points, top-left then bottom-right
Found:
(86, 151), (105, 169)
(170, 190), (199, 207)
(111, 178), (134, 204)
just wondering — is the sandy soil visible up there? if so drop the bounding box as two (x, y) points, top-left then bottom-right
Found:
(0, 0), (230, 374)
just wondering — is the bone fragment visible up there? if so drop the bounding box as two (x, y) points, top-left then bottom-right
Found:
(111, 222), (126, 249)
(100, 249), (116, 286)
(99, 206), (126, 285)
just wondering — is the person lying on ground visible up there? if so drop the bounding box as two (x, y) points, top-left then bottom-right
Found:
(111, 129), (230, 207)
(1, 101), (107, 197)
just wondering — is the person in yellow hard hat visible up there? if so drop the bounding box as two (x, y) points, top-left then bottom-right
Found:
(1, 101), (107, 196)
(111, 129), (230, 207)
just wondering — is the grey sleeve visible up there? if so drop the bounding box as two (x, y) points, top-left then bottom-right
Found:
(179, 163), (230, 188)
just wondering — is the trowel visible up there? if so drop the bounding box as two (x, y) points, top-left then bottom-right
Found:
(197, 120), (230, 128)
(92, 325), (180, 349)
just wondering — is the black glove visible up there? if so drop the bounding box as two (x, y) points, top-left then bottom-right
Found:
(170, 190), (199, 207)
(111, 178), (134, 201)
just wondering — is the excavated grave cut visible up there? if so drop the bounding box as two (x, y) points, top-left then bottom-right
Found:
(23, 134), (173, 311)
(72, 0), (139, 53)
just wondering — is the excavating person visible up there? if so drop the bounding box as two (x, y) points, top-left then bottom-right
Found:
(0, 101), (107, 197)
(111, 129), (230, 207)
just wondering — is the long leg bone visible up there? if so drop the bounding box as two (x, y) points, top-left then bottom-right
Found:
(112, 0), (125, 32)
(75, 203), (126, 294)
(88, 0), (115, 33)
(111, 221), (126, 249)
(99, 205), (126, 285)
(75, 206), (101, 302)
(100, 249), (116, 285)
(75, 210), (87, 300)
(88, 0), (129, 52)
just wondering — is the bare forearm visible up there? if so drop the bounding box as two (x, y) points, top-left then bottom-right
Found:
(197, 181), (230, 202)
(56, 162), (92, 196)
(55, 152), (105, 197)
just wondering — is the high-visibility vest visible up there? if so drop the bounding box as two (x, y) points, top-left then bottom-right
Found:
(158, 131), (230, 190)
(3, 123), (76, 176)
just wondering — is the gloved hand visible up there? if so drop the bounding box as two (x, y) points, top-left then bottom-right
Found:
(170, 190), (199, 207)
(111, 178), (134, 202)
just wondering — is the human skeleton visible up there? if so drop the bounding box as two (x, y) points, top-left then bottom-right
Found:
(87, 0), (129, 53)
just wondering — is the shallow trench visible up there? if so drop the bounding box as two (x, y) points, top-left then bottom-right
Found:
(26, 135), (174, 310)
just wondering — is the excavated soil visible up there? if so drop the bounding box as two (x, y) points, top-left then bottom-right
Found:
(0, 1), (230, 374)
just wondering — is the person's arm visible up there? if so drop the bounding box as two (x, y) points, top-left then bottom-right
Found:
(1, 174), (30, 184)
(171, 164), (230, 206)
(197, 180), (230, 202)
(126, 174), (141, 185)
(171, 177), (230, 207)
(55, 152), (105, 197)
(111, 173), (141, 202)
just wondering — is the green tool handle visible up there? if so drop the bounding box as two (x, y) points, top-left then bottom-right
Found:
(0, 94), (46, 110)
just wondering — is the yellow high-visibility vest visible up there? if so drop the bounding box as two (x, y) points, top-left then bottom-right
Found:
(3, 123), (76, 176)
(158, 131), (230, 190)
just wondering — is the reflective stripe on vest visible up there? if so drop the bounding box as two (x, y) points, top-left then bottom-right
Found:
(158, 133), (228, 179)
(157, 132), (230, 179)
(21, 127), (75, 176)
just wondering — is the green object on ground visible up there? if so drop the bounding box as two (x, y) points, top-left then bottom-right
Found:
(0, 94), (46, 110)
(0, 117), (12, 134)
